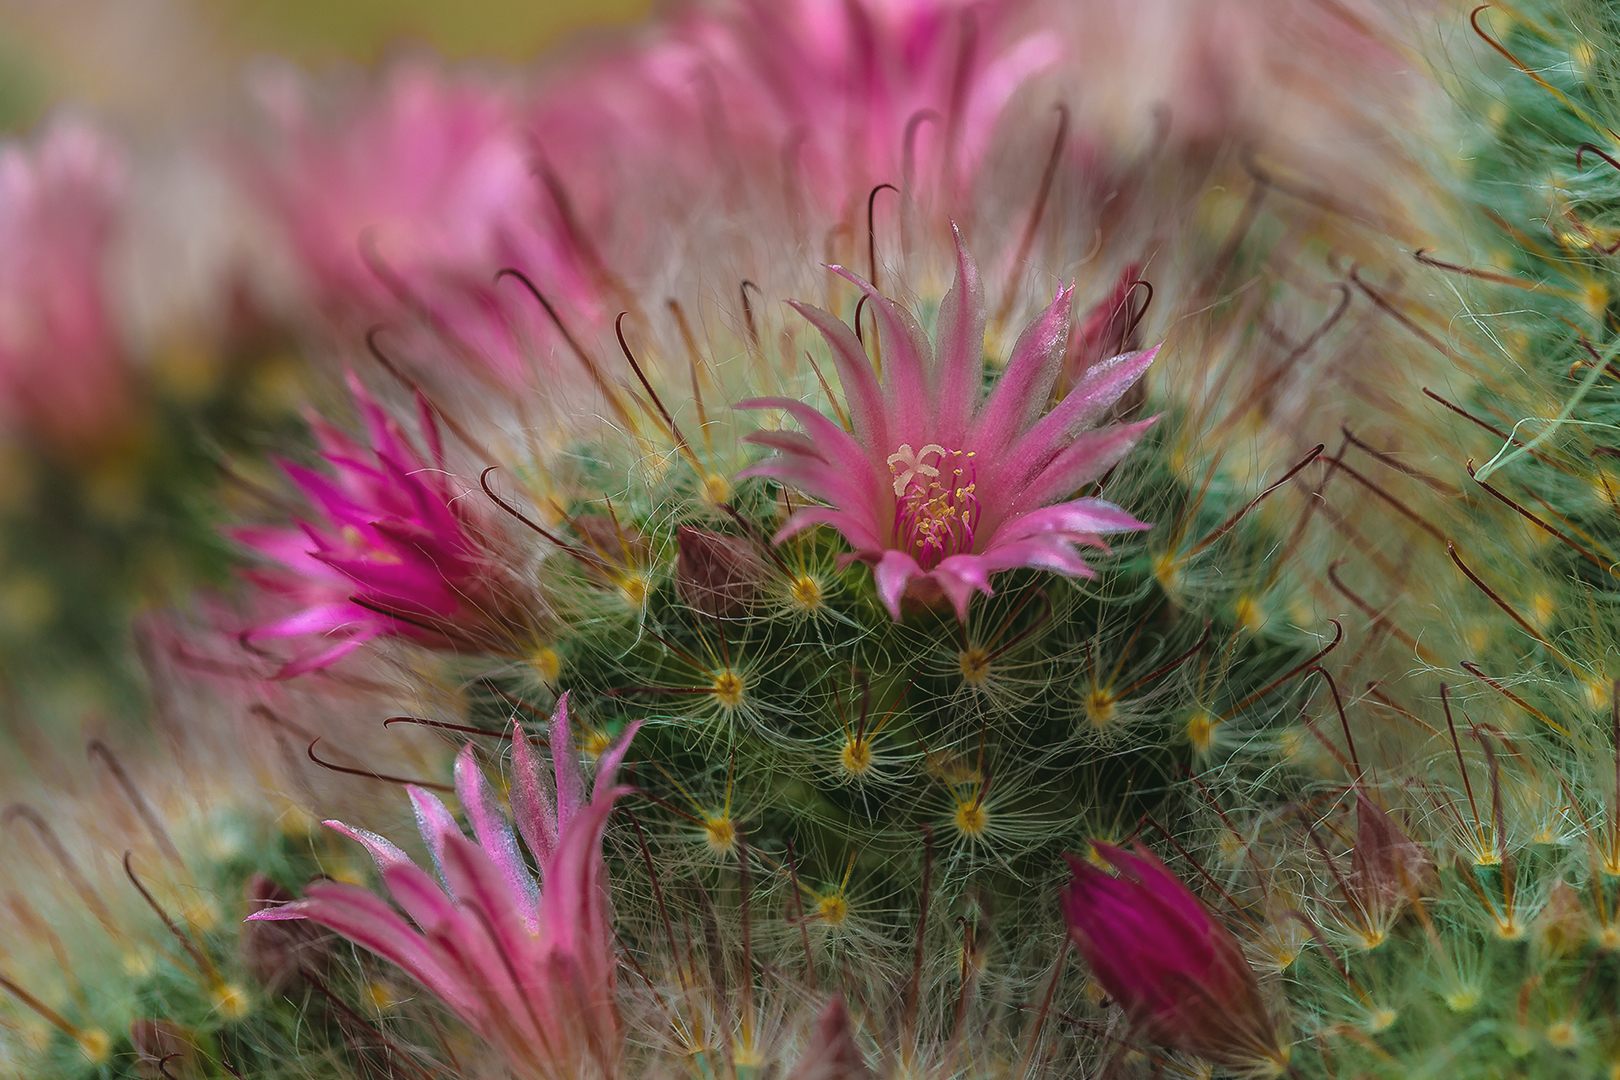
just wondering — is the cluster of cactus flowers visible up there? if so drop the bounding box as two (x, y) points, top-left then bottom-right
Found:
(8, 0), (1620, 1078)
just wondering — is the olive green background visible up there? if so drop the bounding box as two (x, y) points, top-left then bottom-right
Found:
(0, 0), (656, 132)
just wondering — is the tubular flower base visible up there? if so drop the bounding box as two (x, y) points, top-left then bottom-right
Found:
(232, 373), (544, 675)
(250, 695), (639, 1080)
(1062, 843), (1289, 1075)
(741, 234), (1157, 620)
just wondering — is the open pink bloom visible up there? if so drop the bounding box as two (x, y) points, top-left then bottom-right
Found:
(0, 118), (134, 459)
(1062, 843), (1287, 1073)
(233, 374), (543, 675)
(250, 695), (638, 1080)
(247, 63), (596, 389)
(739, 235), (1156, 620)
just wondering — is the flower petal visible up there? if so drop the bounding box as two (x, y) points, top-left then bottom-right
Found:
(787, 299), (888, 451)
(930, 225), (986, 446)
(870, 549), (924, 620)
(970, 284), (1073, 454)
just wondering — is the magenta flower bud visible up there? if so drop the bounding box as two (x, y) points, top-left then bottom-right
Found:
(676, 527), (768, 618)
(1062, 843), (1288, 1074)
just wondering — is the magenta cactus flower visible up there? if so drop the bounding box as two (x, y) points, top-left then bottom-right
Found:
(1062, 843), (1288, 1073)
(0, 118), (135, 460)
(739, 235), (1156, 620)
(233, 374), (545, 675)
(250, 695), (638, 1080)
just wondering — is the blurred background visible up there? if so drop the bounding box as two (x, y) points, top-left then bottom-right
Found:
(0, 0), (654, 131)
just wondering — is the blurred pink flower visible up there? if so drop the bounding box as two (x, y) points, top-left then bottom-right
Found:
(1062, 843), (1287, 1073)
(0, 118), (135, 459)
(251, 695), (638, 1080)
(536, 0), (1061, 225)
(740, 234), (1155, 620)
(246, 63), (598, 389)
(233, 374), (544, 675)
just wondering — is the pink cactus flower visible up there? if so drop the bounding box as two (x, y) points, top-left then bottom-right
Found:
(250, 695), (638, 1080)
(1062, 843), (1288, 1074)
(739, 235), (1156, 620)
(246, 63), (597, 389)
(233, 374), (544, 675)
(0, 118), (135, 460)
(535, 0), (1061, 226)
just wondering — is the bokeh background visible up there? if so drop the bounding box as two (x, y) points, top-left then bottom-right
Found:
(0, 0), (654, 131)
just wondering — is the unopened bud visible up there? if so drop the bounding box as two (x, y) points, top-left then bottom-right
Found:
(240, 873), (333, 994)
(1348, 792), (1437, 938)
(1535, 879), (1590, 959)
(676, 527), (767, 617)
(785, 994), (873, 1080)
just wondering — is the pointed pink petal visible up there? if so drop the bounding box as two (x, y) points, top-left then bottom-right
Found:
(454, 745), (540, 929)
(408, 785), (463, 893)
(512, 716), (559, 867)
(870, 549), (924, 620)
(326, 819), (413, 873)
(1015, 417), (1158, 511)
(976, 536), (1099, 578)
(282, 880), (477, 1018)
(550, 693), (586, 835)
(829, 266), (933, 444)
(772, 505), (884, 551)
(787, 300), (888, 451)
(591, 720), (641, 803)
(970, 285), (1073, 455)
(999, 345), (1158, 486)
(931, 226), (986, 447)
(990, 500), (1150, 548)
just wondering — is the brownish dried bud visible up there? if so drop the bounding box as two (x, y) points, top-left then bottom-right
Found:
(1347, 792), (1437, 945)
(129, 1019), (198, 1079)
(676, 527), (767, 617)
(1062, 264), (1145, 399)
(1535, 880), (1590, 959)
(785, 995), (873, 1080)
(240, 872), (333, 994)
(574, 514), (651, 568)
